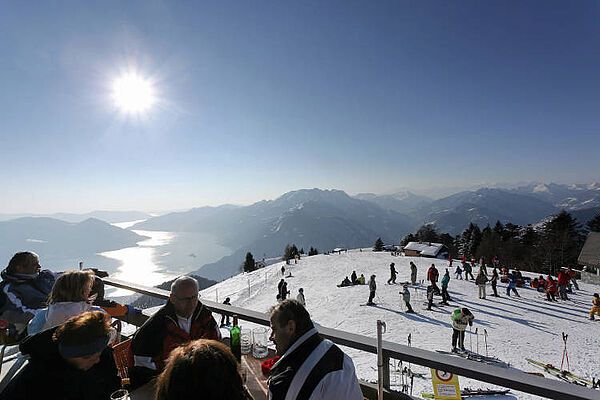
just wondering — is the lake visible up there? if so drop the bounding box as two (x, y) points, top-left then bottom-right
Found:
(101, 221), (233, 295)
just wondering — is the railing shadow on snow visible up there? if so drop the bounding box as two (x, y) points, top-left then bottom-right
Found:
(103, 277), (600, 400)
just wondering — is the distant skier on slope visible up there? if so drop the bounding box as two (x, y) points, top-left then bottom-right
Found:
(410, 262), (418, 285)
(426, 285), (435, 310)
(557, 269), (570, 300)
(506, 270), (520, 297)
(387, 263), (398, 284)
(367, 275), (377, 305)
(454, 263), (463, 280)
(400, 284), (414, 313)
(296, 288), (306, 306)
(427, 264), (440, 295)
(490, 268), (500, 297)
(545, 276), (558, 301)
(440, 269), (451, 304)
(463, 261), (475, 281)
(351, 270), (357, 285)
(590, 293), (600, 320)
(451, 307), (474, 351)
(475, 269), (489, 299)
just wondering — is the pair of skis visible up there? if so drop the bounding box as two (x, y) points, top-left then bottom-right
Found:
(436, 349), (510, 368)
(420, 388), (511, 398)
(525, 358), (595, 387)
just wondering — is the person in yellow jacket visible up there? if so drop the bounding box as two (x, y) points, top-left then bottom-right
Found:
(590, 293), (600, 320)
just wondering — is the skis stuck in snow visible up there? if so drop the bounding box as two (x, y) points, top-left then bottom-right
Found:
(420, 388), (511, 398)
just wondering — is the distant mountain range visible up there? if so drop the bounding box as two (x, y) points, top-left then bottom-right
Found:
(0, 210), (151, 223)
(129, 183), (600, 281)
(2, 182), (599, 282)
(0, 217), (147, 269)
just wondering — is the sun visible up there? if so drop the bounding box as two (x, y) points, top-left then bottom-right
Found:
(111, 72), (156, 113)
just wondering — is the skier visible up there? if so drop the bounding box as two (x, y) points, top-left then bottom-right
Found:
(506, 270), (520, 297)
(427, 264), (440, 295)
(401, 284), (414, 313)
(367, 275), (377, 305)
(490, 268), (500, 297)
(451, 307), (474, 351)
(557, 269), (570, 300)
(454, 264), (463, 280)
(351, 270), (357, 285)
(410, 262), (418, 285)
(220, 297), (231, 327)
(441, 269), (451, 304)
(463, 262), (475, 280)
(590, 293), (600, 320)
(280, 280), (289, 300)
(567, 267), (579, 291)
(538, 275), (547, 292)
(278, 279), (285, 301)
(426, 285), (435, 310)
(281, 265), (285, 276)
(387, 262), (398, 284)
(545, 276), (558, 301)
(296, 288), (306, 306)
(475, 269), (488, 299)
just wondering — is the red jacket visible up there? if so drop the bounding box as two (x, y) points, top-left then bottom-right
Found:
(427, 267), (439, 282)
(557, 271), (570, 286)
(546, 280), (557, 294)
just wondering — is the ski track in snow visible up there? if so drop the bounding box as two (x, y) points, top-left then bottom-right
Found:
(201, 250), (600, 400)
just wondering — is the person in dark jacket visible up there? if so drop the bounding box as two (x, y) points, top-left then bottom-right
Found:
(427, 264), (440, 295)
(463, 262), (475, 281)
(490, 268), (500, 297)
(367, 275), (377, 305)
(410, 262), (418, 285)
(130, 276), (220, 389)
(387, 263), (397, 284)
(268, 300), (363, 400)
(0, 310), (120, 400)
(351, 270), (358, 285)
(220, 297), (231, 327)
(440, 269), (451, 304)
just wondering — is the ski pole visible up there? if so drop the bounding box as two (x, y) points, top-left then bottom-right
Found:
(484, 328), (488, 357)
(561, 332), (570, 371)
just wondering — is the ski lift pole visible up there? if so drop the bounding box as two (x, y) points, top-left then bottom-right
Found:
(561, 332), (569, 370)
(377, 320), (387, 400)
(484, 328), (488, 357)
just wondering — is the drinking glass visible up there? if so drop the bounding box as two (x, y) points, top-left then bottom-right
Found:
(110, 389), (129, 400)
(241, 331), (252, 355)
(252, 327), (269, 358)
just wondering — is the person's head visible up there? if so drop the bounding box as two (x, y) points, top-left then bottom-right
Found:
(7, 251), (40, 275)
(445, 268), (449, 274)
(155, 339), (246, 400)
(431, 264), (435, 267)
(594, 293), (599, 298)
(461, 308), (472, 317)
(269, 299), (314, 355)
(170, 276), (199, 319)
(298, 288), (303, 293)
(53, 311), (111, 371)
(360, 274), (364, 277)
(48, 270), (95, 304)
(371, 274), (376, 280)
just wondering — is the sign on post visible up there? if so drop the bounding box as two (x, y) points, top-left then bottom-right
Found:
(430, 369), (461, 399)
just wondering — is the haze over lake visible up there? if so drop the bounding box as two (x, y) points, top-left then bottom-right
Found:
(102, 220), (233, 295)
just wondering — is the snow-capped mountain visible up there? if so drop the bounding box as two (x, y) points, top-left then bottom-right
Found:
(512, 183), (600, 210)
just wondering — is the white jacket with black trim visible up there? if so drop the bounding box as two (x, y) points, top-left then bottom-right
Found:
(268, 327), (363, 400)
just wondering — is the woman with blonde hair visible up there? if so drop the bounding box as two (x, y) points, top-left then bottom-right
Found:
(27, 270), (106, 335)
(155, 339), (253, 400)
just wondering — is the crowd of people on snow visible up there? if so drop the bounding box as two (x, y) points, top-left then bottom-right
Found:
(0, 251), (366, 400)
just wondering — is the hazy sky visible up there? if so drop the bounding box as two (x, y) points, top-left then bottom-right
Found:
(1, 1), (599, 213)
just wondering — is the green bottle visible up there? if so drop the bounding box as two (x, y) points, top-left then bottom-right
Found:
(230, 315), (241, 362)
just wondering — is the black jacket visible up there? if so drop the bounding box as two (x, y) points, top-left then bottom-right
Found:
(0, 327), (120, 400)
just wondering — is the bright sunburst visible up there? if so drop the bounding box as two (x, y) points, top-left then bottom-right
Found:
(111, 72), (156, 114)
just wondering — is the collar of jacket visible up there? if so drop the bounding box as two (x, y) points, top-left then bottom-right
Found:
(272, 327), (320, 368)
(161, 299), (205, 326)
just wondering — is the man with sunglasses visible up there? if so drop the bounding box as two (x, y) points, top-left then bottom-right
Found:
(130, 276), (220, 388)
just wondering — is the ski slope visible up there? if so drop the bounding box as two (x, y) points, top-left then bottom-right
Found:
(200, 249), (600, 399)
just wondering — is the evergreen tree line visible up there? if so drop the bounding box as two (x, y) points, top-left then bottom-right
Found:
(242, 244), (320, 272)
(400, 212), (600, 275)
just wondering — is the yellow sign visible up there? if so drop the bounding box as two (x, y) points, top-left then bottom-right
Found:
(430, 369), (461, 399)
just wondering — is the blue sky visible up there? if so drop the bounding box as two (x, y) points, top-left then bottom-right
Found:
(1, 1), (598, 213)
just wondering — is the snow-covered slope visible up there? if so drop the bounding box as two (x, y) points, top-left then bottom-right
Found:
(201, 250), (600, 399)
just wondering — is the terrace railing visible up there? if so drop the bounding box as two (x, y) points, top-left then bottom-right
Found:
(103, 277), (599, 400)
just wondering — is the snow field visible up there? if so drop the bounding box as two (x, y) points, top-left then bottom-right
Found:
(201, 249), (600, 399)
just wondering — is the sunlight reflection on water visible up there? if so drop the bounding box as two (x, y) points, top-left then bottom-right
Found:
(100, 230), (179, 296)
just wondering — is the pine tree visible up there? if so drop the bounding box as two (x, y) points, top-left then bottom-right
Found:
(308, 247), (319, 256)
(243, 252), (256, 272)
(400, 233), (416, 246)
(282, 244), (292, 261)
(587, 214), (600, 232)
(415, 225), (439, 243)
(373, 237), (384, 252)
(539, 211), (585, 275)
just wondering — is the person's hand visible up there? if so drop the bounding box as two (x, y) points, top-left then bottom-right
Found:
(91, 268), (109, 278)
(469, 321), (473, 327)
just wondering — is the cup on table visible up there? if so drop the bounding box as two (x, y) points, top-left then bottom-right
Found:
(241, 331), (252, 355)
(252, 327), (269, 359)
(110, 389), (130, 400)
